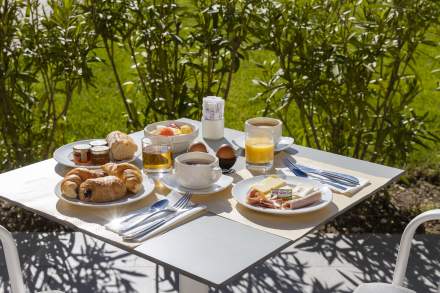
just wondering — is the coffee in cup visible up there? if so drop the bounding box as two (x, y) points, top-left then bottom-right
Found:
(175, 152), (222, 189)
(245, 117), (282, 144)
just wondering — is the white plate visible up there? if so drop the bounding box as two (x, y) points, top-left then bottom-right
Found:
(233, 136), (294, 152)
(232, 175), (332, 215)
(160, 174), (233, 195)
(53, 139), (141, 169)
(55, 175), (155, 208)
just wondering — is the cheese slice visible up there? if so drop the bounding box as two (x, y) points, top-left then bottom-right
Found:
(252, 176), (285, 194)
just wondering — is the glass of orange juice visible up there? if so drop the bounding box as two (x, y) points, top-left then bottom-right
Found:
(245, 127), (274, 172)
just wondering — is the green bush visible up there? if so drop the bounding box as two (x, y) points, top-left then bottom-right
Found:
(83, 0), (253, 128)
(250, 0), (440, 165)
(0, 0), (439, 171)
(0, 0), (97, 170)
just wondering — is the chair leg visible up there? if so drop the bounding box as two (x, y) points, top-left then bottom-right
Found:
(0, 225), (26, 293)
(392, 209), (440, 287)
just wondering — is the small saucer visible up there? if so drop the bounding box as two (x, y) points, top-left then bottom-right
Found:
(160, 174), (233, 195)
(233, 136), (294, 152)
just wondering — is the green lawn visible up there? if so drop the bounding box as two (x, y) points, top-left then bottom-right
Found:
(65, 42), (440, 168)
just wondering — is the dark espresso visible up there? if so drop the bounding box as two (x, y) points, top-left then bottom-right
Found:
(183, 159), (213, 165)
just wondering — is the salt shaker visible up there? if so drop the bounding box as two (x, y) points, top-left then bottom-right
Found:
(202, 96), (224, 140)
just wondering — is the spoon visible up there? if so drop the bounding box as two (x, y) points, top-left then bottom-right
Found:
(109, 198), (170, 228)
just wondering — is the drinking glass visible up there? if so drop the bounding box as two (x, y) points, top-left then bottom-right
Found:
(142, 137), (172, 173)
(245, 127), (274, 172)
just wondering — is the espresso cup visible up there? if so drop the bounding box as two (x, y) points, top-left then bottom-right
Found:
(245, 117), (282, 144)
(175, 152), (222, 189)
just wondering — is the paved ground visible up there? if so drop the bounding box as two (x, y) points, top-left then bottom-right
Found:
(0, 232), (438, 293)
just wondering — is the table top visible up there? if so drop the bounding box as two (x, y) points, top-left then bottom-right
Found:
(0, 118), (404, 287)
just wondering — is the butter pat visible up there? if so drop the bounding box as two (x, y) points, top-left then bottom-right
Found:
(253, 176), (285, 194)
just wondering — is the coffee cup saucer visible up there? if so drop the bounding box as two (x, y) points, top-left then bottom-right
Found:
(160, 173), (233, 195)
(232, 136), (294, 152)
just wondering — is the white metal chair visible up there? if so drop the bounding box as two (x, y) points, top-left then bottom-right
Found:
(0, 225), (63, 293)
(354, 209), (440, 293)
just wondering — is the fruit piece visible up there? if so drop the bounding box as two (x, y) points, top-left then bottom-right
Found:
(172, 128), (182, 135)
(180, 125), (192, 134)
(168, 123), (179, 129)
(159, 127), (175, 136)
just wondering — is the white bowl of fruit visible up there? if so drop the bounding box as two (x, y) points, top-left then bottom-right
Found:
(144, 120), (199, 153)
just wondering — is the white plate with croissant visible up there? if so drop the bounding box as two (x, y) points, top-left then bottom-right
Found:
(55, 163), (155, 207)
(232, 175), (332, 215)
(53, 131), (141, 169)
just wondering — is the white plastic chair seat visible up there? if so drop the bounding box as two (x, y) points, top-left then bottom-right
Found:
(354, 283), (416, 293)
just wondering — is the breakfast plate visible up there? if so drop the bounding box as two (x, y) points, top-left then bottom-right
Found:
(232, 175), (332, 215)
(233, 136), (294, 152)
(160, 174), (233, 195)
(53, 139), (141, 169)
(54, 175), (155, 208)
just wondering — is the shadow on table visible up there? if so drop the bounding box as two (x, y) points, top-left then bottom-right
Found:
(214, 232), (440, 293)
(0, 232), (177, 293)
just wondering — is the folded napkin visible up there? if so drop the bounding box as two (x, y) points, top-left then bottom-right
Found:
(276, 167), (369, 196)
(106, 192), (206, 242)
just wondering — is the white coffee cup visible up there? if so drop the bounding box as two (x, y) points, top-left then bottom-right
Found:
(175, 152), (222, 189)
(245, 117), (283, 144)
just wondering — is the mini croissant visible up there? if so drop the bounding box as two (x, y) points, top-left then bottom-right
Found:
(61, 168), (105, 198)
(101, 163), (143, 193)
(79, 176), (127, 202)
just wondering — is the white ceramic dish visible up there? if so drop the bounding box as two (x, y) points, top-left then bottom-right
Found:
(55, 175), (155, 208)
(232, 175), (332, 215)
(160, 173), (233, 195)
(144, 120), (199, 153)
(233, 136), (294, 152)
(53, 139), (140, 169)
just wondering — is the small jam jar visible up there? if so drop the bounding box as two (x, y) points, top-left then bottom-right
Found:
(89, 139), (107, 148)
(73, 144), (91, 164)
(91, 146), (110, 165)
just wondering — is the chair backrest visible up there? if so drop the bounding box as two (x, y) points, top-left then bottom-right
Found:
(0, 225), (26, 293)
(393, 209), (440, 287)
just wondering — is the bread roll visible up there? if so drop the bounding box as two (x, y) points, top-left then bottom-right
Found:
(61, 168), (106, 198)
(102, 162), (143, 193)
(79, 176), (127, 202)
(106, 131), (137, 160)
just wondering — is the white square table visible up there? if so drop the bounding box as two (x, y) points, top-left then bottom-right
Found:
(0, 118), (404, 292)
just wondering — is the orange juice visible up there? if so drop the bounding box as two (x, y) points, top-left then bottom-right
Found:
(245, 137), (274, 164)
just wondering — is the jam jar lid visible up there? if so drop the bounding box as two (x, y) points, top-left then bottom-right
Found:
(91, 145), (110, 154)
(90, 139), (107, 147)
(73, 144), (91, 151)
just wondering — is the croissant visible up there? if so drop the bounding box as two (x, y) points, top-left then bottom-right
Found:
(102, 163), (143, 193)
(79, 176), (127, 202)
(61, 168), (106, 198)
(106, 131), (138, 161)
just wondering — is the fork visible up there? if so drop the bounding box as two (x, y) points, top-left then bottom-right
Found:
(122, 194), (194, 240)
(284, 156), (359, 187)
(283, 158), (348, 190)
(287, 158), (360, 185)
(117, 193), (191, 234)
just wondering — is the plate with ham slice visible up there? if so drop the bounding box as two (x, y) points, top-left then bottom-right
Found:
(232, 175), (332, 215)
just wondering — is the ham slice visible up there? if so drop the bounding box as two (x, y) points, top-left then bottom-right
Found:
(282, 190), (322, 209)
